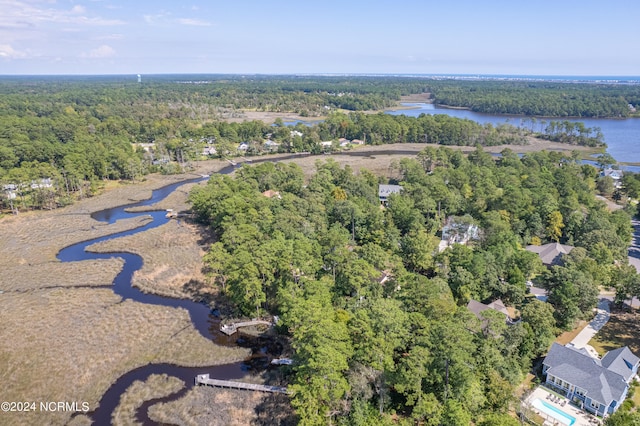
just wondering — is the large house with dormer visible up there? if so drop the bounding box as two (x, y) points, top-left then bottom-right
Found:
(542, 343), (640, 417)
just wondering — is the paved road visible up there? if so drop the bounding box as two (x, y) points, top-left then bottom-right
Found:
(629, 218), (640, 273)
(568, 217), (640, 356)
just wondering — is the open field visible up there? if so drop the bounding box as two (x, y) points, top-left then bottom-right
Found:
(225, 110), (324, 125)
(148, 385), (295, 426)
(112, 374), (184, 425)
(274, 140), (596, 180)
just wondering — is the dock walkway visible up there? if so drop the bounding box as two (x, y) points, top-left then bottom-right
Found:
(220, 319), (273, 335)
(195, 374), (288, 394)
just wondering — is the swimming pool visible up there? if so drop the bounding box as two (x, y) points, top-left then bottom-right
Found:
(531, 398), (576, 425)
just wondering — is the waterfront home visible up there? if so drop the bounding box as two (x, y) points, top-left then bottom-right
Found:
(602, 168), (624, 188)
(525, 242), (574, 267)
(542, 343), (640, 418)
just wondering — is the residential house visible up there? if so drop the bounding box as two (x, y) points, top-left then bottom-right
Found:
(3, 184), (17, 200)
(30, 178), (53, 189)
(319, 141), (333, 148)
(467, 299), (514, 324)
(263, 140), (280, 152)
(525, 242), (574, 266)
(202, 145), (217, 156)
(237, 142), (249, 152)
(351, 139), (365, 145)
(338, 138), (351, 147)
(135, 142), (156, 153)
(543, 343), (640, 417)
(262, 189), (282, 199)
(438, 216), (479, 252)
(378, 184), (403, 204)
(602, 168), (624, 188)
(290, 130), (303, 138)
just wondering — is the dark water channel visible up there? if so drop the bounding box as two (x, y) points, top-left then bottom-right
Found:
(56, 160), (296, 425)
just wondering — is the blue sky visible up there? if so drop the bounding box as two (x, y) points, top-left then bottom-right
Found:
(1, 0), (638, 76)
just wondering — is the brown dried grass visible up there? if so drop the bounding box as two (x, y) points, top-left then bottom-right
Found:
(148, 386), (294, 426)
(0, 170), (249, 426)
(112, 374), (184, 426)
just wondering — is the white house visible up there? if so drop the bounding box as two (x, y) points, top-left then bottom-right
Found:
(202, 146), (217, 156)
(263, 140), (280, 151)
(602, 168), (624, 188)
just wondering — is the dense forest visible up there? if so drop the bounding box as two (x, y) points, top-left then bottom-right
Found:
(0, 75), (613, 213)
(189, 147), (637, 425)
(427, 80), (640, 118)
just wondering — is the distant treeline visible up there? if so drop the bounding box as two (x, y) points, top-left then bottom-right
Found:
(0, 76), (611, 211)
(426, 80), (640, 118)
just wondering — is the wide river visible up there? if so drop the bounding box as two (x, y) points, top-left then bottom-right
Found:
(386, 103), (640, 163)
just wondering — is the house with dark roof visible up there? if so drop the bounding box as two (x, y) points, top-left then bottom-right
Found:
(525, 242), (574, 266)
(542, 343), (640, 417)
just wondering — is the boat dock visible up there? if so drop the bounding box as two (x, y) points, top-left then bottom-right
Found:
(195, 374), (288, 394)
(220, 319), (273, 335)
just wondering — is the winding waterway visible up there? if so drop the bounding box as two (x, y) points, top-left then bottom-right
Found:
(57, 165), (282, 425)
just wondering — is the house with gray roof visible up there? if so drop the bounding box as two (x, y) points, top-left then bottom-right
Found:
(525, 242), (574, 266)
(378, 184), (403, 204)
(467, 299), (514, 325)
(542, 343), (639, 417)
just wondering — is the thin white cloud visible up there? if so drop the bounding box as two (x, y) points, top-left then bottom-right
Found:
(0, 43), (27, 58)
(143, 11), (171, 25)
(71, 5), (86, 14)
(178, 18), (211, 27)
(96, 33), (124, 40)
(0, 0), (125, 28)
(82, 44), (116, 58)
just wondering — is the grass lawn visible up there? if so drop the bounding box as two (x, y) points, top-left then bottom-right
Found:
(554, 320), (589, 346)
(588, 306), (640, 356)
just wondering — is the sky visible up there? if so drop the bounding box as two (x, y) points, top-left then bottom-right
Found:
(1, 0), (638, 76)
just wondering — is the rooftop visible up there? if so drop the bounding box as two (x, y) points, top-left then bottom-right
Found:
(526, 242), (574, 266)
(544, 343), (637, 406)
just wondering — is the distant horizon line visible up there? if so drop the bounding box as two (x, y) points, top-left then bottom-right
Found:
(1, 72), (639, 82)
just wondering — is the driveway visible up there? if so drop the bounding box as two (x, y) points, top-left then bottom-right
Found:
(570, 298), (611, 357)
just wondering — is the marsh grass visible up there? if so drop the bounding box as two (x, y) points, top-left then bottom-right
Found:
(87, 218), (209, 299)
(0, 170), (249, 426)
(112, 374), (184, 426)
(148, 386), (294, 426)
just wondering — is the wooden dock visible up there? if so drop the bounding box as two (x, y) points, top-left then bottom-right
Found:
(195, 374), (288, 394)
(220, 320), (273, 335)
